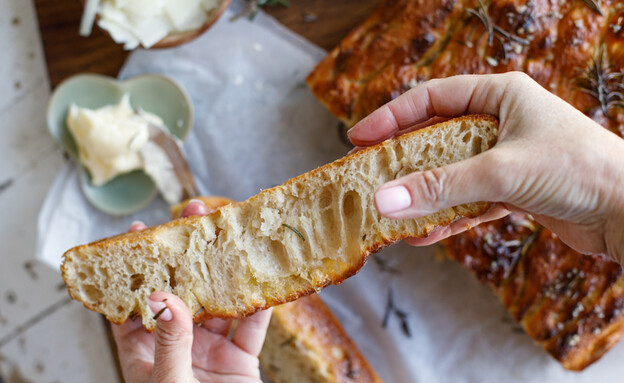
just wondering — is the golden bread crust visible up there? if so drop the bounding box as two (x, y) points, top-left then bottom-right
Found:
(261, 294), (383, 383)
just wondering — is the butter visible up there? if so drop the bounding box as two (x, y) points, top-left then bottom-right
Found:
(66, 95), (183, 205)
(97, 0), (221, 50)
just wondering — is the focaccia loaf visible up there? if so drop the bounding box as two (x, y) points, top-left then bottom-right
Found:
(443, 214), (624, 371)
(306, 0), (624, 370)
(61, 115), (498, 331)
(307, 0), (624, 135)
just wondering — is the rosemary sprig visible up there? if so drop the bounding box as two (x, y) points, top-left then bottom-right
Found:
(566, 273), (586, 300)
(153, 307), (168, 320)
(466, 5), (494, 46)
(372, 254), (401, 275)
(382, 288), (412, 337)
(465, 0), (529, 63)
(234, 0), (291, 21)
(572, 49), (624, 118)
(345, 354), (361, 378)
(282, 223), (305, 241)
(382, 288), (393, 328)
(153, 299), (168, 320)
(334, 42), (353, 80)
(257, 0), (290, 6)
(502, 226), (541, 281)
(280, 336), (296, 347)
(580, 0), (603, 16)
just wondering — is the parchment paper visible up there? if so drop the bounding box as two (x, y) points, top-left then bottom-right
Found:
(37, 2), (624, 381)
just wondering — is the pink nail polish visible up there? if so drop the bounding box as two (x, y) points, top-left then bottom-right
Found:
(148, 299), (172, 321)
(129, 221), (146, 231)
(183, 199), (210, 217)
(375, 186), (412, 214)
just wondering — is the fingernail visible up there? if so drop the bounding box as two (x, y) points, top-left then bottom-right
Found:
(148, 298), (172, 322)
(182, 199), (211, 217)
(129, 221), (146, 232)
(375, 186), (412, 214)
(348, 146), (363, 155)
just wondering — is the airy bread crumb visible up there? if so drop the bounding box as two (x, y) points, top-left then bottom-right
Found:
(61, 114), (498, 331)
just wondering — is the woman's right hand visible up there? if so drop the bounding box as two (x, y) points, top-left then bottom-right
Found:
(348, 72), (624, 263)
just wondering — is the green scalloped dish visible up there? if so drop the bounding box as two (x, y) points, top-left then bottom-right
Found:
(47, 73), (193, 216)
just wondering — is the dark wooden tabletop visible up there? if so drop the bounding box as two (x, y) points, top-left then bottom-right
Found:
(34, 0), (381, 89)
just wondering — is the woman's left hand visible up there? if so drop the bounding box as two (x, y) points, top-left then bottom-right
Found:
(111, 200), (272, 383)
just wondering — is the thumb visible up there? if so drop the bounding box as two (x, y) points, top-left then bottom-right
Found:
(374, 149), (509, 219)
(147, 292), (196, 383)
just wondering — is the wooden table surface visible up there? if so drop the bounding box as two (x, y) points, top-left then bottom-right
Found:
(34, 0), (381, 89)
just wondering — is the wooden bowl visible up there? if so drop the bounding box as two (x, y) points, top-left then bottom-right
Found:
(82, 0), (232, 49)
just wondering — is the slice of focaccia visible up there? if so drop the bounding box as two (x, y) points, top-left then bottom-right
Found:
(61, 115), (498, 331)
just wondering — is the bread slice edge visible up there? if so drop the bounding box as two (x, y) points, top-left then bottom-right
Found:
(61, 114), (499, 330)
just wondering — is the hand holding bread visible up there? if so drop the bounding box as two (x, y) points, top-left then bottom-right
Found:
(111, 199), (271, 383)
(350, 73), (624, 263)
(62, 114), (499, 331)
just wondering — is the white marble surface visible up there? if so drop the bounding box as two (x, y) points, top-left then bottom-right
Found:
(0, 0), (118, 381)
